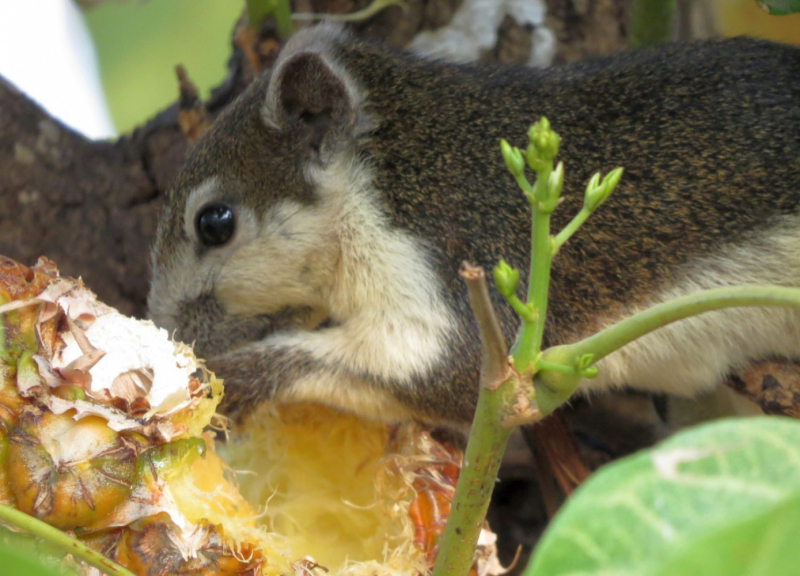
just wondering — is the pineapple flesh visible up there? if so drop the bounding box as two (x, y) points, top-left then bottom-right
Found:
(0, 256), (501, 576)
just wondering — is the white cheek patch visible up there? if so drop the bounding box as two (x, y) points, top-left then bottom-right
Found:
(259, 155), (458, 385)
(215, 200), (339, 316)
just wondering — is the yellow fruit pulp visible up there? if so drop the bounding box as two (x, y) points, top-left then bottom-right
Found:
(171, 402), (428, 576)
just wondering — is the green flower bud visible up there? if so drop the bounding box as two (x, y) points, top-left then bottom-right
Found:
(584, 172), (605, 212)
(602, 166), (624, 195)
(536, 116), (551, 131)
(500, 139), (525, 179)
(526, 142), (545, 173)
(548, 161), (565, 199)
(576, 353), (598, 377)
(577, 353), (595, 371)
(585, 172), (601, 194)
(526, 117), (561, 168)
(584, 167), (624, 212)
(582, 366), (599, 378)
(493, 259), (520, 298)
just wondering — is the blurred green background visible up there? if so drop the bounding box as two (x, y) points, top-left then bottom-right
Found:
(83, 0), (242, 134)
(82, 0), (799, 136)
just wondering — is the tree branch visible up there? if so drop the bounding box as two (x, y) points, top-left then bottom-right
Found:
(459, 262), (510, 390)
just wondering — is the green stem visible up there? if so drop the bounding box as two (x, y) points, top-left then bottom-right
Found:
(536, 359), (575, 374)
(0, 504), (136, 576)
(552, 208), (591, 254)
(245, 0), (269, 25)
(628, 0), (676, 47)
(512, 170), (554, 371)
(530, 207), (552, 350)
(564, 285), (800, 363)
(273, 0), (294, 39)
(430, 379), (516, 576)
(246, 0), (293, 38)
(535, 285), (800, 413)
(515, 173), (535, 199)
(292, 0), (407, 21)
(507, 294), (537, 322)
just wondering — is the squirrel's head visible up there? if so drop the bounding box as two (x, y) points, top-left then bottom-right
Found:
(148, 25), (374, 356)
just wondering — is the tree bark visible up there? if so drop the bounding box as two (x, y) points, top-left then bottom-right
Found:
(0, 78), (175, 318)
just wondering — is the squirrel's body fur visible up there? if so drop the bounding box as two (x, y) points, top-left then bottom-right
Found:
(149, 25), (800, 426)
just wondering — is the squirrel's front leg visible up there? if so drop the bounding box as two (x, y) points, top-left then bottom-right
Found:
(209, 321), (464, 424)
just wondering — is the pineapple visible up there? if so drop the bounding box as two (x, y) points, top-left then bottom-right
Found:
(0, 256), (501, 576)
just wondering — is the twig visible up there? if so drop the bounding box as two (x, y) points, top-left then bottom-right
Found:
(175, 65), (210, 144)
(523, 424), (564, 518)
(433, 264), (541, 576)
(234, 18), (263, 76)
(459, 262), (510, 390)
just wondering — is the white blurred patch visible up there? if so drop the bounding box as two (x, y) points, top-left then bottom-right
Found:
(409, 0), (555, 66)
(0, 0), (115, 139)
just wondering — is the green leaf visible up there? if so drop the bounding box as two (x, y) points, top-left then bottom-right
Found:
(0, 529), (75, 576)
(653, 493), (800, 576)
(525, 417), (800, 576)
(756, 0), (800, 15)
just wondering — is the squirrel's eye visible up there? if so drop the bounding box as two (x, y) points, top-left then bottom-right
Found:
(196, 204), (235, 247)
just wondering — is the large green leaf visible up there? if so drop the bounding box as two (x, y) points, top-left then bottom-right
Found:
(525, 417), (800, 576)
(756, 0), (800, 15)
(0, 529), (74, 576)
(653, 493), (800, 575)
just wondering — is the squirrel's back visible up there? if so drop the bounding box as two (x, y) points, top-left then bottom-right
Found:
(337, 35), (800, 326)
(335, 33), (800, 400)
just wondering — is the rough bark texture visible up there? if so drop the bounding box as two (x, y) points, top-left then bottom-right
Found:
(0, 78), (171, 318)
(545, 0), (630, 63)
(728, 360), (800, 418)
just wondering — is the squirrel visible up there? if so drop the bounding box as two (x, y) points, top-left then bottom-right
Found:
(148, 24), (800, 428)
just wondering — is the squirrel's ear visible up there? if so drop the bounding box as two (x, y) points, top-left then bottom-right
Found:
(264, 33), (362, 156)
